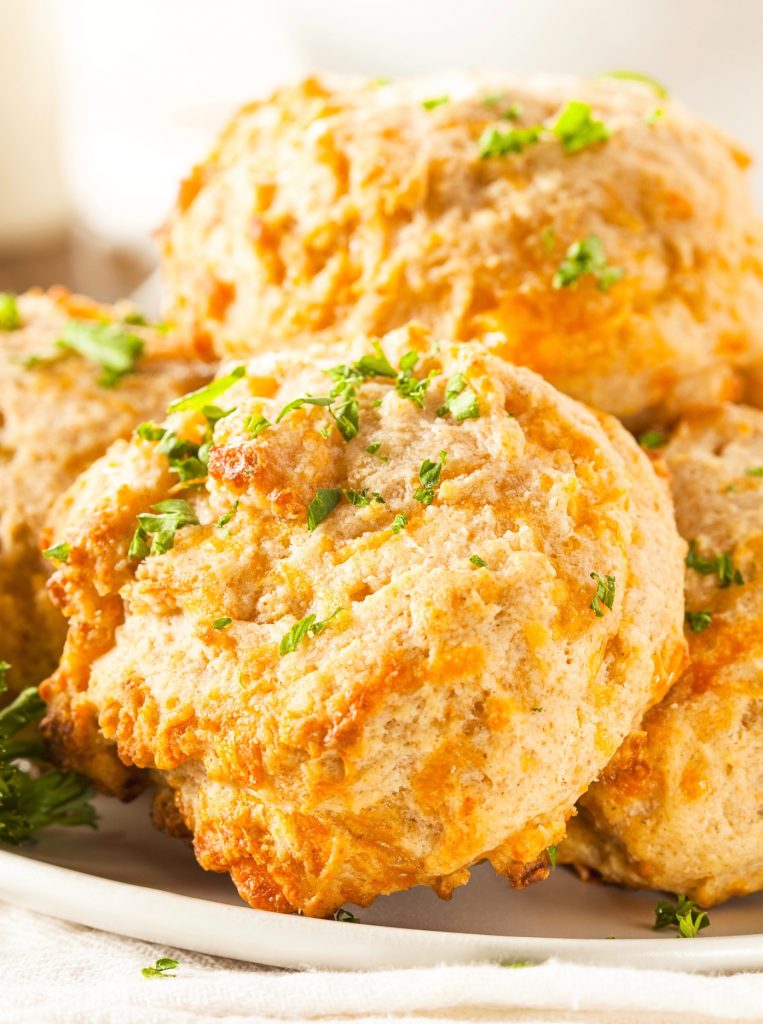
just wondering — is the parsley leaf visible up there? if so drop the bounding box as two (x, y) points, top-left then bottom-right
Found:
(244, 414), (271, 439)
(552, 100), (610, 153)
(685, 540), (743, 588)
(142, 957), (179, 979)
(601, 70), (668, 98)
(136, 422), (166, 442)
(547, 845), (558, 869)
(478, 124), (543, 159)
(395, 352), (435, 408)
(366, 441), (389, 462)
(342, 488), (385, 507)
(42, 542), (70, 563)
(553, 234), (623, 292)
(0, 684), (97, 845)
(333, 907), (359, 922)
(590, 572), (616, 616)
(653, 894), (709, 938)
(57, 321), (144, 387)
(437, 372), (480, 421)
(685, 610), (713, 633)
(414, 451), (447, 505)
(391, 513), (408, 534)
(168, 365), (245, 413)
(278, 608), (342, 655)
(216, 500), (239, 529)
(745, 467), (763, 478)
(469, 554), (487, 568)
(422, 95), (449, 110)
(307, 488), (342, 531)
(0, 293), (21, 331)
(132, 499), (199, 558)
(276, 394), (333, 422)
(213, 616), (232, 630)
(637, 429), (668, 450)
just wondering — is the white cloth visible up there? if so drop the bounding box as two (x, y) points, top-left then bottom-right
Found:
(1, 902), (762, 1024)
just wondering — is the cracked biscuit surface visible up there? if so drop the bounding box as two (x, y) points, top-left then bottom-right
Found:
(161, 72), (763, 424)
(41, 325), (685, 915)
(0, 288), (212, 692)
(561, 403), (763, 906)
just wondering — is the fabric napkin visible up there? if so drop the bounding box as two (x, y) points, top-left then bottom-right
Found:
(1, 901), (762, 1024)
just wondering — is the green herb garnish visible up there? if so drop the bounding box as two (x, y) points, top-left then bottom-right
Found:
(601, 70), (668, 98)
(590, 572), (616, 616)
(0, 293), (21, 331)
(685, 541), (743, 588)
(547, 845), (558, 869)
(278, 608), (342, 656)
(469, 555), (487, 568)
(685, 610), (713, 633)
(307, 488), (342, 531)
(343, 488), (385, 507)
(637, 429), (668, 450)
(136, 422), (166, 441)
(333, 907), (359, 922)
(213, 617), (232, 630)
(391, 513), (408, 534)
(216, 501), (239, 529)
(436, 372), (480, 421)
(168, 366), (245, 413)
(141, 957), (179, 979)
(552, 100), (610, 153)
(413, 451), (447, 506)
(653, 894), (709, 938)
(244, 414), (271, 439)
(57, 321), (144, 387)
(131, 499), (199, 558)
(478, 124), (543, 159)
(745, 467), (763, 477)
(422, 95), (449, 110)
(42, 542), (71, 563)
(553, 234), (623, 292)
(0, 682), (97, 845)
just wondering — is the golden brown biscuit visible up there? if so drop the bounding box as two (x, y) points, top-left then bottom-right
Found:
(160, 73), (763, 424)
(0, 288), (213, 692)
(40, 325), (685, 915)
(561, 403), (763, 906)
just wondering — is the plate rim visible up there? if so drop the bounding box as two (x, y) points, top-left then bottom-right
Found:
(2, 848), (763, 972)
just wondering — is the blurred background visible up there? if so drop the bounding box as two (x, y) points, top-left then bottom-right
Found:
(2, 0), (762, 302)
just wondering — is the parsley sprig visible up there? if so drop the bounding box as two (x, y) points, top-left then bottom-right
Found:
(0, 672), (97, 845)
(478, 124), (543, 159)
(129, 499), (199, 559)
(553, 235), (623, 292)
(590, 572), (616, 616)
(414, 452), (447, 505)
(685, 541), (743, 588)
(685, 610), (713, 634)
(279, 609), (342, 656)
(552, 100), (610, 152)
(57, 321), (144, 387)
(168, 365), (245, 413)
(142, 957), (179, 979)
(436, 372), (480, 421)
(653, 894), (709, 938)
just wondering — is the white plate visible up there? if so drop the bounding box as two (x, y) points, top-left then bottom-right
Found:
(1, 793), (762, 972)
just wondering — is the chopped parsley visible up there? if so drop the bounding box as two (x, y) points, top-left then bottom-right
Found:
(307, 488), (342, 531)
(43, 542), (70, 563)
(343, 488), (384, 507)
(366, 441), (389, 462)
(137, 422), (166, 442)
(685, 610), (713, 633)
(141, 957), (179, 979)
(601, 70), (668, 98)
(653, 894), (709, 938)
(0, 293), (21, 331)
(244, 414), (271, 439)
(130, 499), (199, 558)
(553, 234), (623, 292)
(57, 321), (145, 387)
(547, 845), (558, 869)
(436, 372), (480, 421)
(414, 451), (447, 506)
(276, 394), (333, 422)
(0, 680), (97, 845)
(685, 540), (743, 588)
(391, 513), (408, 534)
(216, 501), (239, 529)
(168, 365), (245, 413)
(278, 608), (342, 656)
(333, 907), (359, 922)
(213, 616), (232, 630)
(637, 429), (668, 450)
(422, 95), (449, 110)
(745, 466), (763, 477)
(590, 572), (616, 616)
(469, 554), (487, 568)
(395, 351), (436, 408)
(552, 100), (610, 153)
(478, 124), (543, 159)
